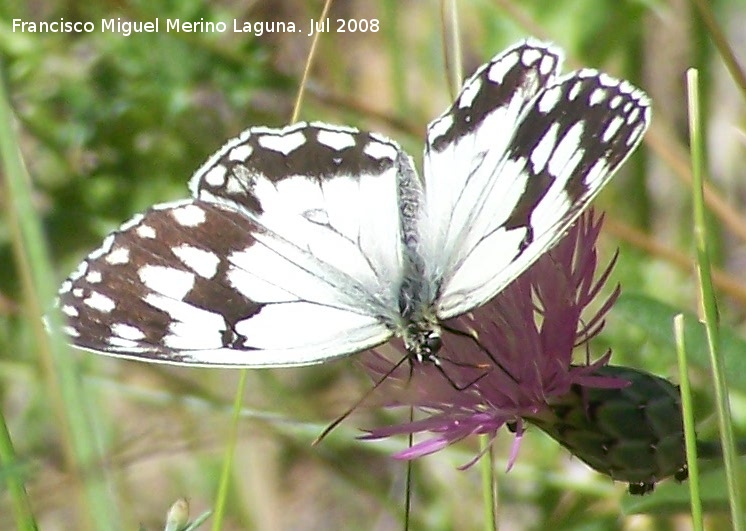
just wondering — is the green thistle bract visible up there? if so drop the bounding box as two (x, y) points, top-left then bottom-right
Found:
(525, 365), (688, 495)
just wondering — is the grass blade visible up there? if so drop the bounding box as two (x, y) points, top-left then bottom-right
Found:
(0, 57), (119, 530)
(673, 314), (703, 530)
(687, 68), (743, 530)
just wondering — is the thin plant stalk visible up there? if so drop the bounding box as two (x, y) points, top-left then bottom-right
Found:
(673, 314), (703, 531)
(440, 0), (463, 101)
(291, 0), (334, 124)
(405, 410), (414, 531)
(480, 435), (497, 531)
(210, 369), (249, 531)
(383, 0), (408, 115)
(211, 1), (335, 526)
(687, 68), (743, 530)
(691, 0), (746, 98)
(0, 414), (37, 531)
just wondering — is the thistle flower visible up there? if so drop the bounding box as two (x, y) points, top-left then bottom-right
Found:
(363, 212), (686, 494)
(360, 212), (686, 492)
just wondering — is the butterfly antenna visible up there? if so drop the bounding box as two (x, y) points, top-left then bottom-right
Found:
(313, 355), (410, 446)
(404, 406), (414, 531)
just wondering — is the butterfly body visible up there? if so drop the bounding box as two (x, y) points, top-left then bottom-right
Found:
(54, 40), (650, 369)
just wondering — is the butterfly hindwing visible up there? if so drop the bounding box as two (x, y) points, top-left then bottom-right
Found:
(59, 199), (398, 366)
(189, 122), (416, 306)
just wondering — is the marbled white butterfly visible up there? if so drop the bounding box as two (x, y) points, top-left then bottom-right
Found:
(54, 39), (649, 369)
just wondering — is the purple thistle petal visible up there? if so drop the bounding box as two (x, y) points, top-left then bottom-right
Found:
(458, 431), (500, 471)
(505, 423), (525, 472)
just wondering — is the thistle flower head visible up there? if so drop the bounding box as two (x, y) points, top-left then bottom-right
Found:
(361, 212), (627, 466)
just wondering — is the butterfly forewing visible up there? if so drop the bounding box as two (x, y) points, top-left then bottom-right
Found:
(189, 122), (415, 302)
(427, 57), (650, 318)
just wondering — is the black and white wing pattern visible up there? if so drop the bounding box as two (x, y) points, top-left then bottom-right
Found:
(420, 39), (650, 318)
(57, 124), (420, 367)
(55, 38), (650, 368)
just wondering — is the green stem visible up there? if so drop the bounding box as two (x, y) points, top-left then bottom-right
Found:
(0, 414), (37, 531)
(211, 369), (249, 531)
(674, 315), (703, 530)
(687, 68), (744, 530)
(480, 434), (497, 531)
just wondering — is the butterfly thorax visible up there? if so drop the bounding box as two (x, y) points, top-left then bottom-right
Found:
(395, 237), (443, 364)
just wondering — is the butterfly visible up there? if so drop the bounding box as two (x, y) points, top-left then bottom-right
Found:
(54, 39), (649, 370)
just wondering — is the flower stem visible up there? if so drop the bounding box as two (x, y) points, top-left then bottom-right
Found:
(687, 68), (744, 530)
(480, 434), (497, 531)
(674, 314), (703, 530)
(211, 370), (249, 531)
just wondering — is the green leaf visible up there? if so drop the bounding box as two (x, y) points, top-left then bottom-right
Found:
(615, 293), (746, 390)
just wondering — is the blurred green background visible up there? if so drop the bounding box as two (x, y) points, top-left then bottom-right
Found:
(2, 0), (746, 529)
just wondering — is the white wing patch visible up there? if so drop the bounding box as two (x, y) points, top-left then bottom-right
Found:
(171, 244), (220, 279)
